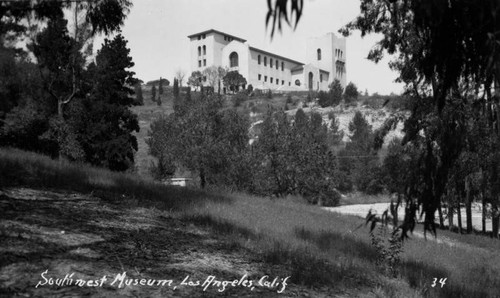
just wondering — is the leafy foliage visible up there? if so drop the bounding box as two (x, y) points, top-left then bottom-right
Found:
(68, 34), (139, 171)
(223, 71), (247, 93)
(254, 108), (341, 205)
(187, 71), (203, 91)
(148, 93), (250, 189)
(344, 82), (359, 104)
(329, 79), (343, 106)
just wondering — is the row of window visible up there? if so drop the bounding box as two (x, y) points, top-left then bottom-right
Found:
(257, 74), (291, 86)
(257, 55), (285, 71)
(335, 49), (344, 59)
(197, 34), (206, 40)
(336, 65), (345, 77)
(198, 59), (207, 67)
(197, 45), (206, 57)
(223, 35), (234, 42)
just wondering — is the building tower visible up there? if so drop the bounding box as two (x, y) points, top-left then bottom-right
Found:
(306, 32), (346, 88)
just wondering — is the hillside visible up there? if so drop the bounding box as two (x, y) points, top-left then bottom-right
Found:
(2, 148), (500, 297)
(131, 89), (406, 180)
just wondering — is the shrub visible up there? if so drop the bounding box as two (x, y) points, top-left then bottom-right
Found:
(233, 92), (248, 108)
(266, 89), (273, 99)
(317, 90), (331, 108)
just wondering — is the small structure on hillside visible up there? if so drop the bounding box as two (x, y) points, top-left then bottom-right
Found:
(165, 177), (193, 187)
(162, 168), (196, 187)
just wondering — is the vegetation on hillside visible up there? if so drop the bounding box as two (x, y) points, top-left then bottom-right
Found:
(268, 0), (500, 240)
(0, 1), (138, 171)
(2, 148), (500, 297)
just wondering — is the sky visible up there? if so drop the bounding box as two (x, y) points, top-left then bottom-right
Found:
(114, 0), (404, 95)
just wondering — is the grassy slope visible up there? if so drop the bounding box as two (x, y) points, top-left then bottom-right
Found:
(1, 148), (500, 297)
(131, 85), (174, 180)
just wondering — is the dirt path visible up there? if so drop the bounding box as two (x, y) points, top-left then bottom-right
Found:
(0, 187), (332, 297)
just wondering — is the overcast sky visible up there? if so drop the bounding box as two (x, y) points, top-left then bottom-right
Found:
(116, 0), (404, 95)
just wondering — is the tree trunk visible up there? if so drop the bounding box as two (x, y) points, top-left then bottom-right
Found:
(456, 197), (463, 234)
(482, 194), (487, 234)
(492, 203), (499, 239)
(199, 168), (206, 189)
(466, 199), (473, 234)
(448, 204), (454, 231)
(465, 188), (473, 234)
(438, 202), (444, 229)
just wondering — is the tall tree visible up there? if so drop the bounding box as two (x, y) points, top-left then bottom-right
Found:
(173, 78), (179, 98)
(148, 94), (250, 188)
(151, 85), (157, 102)
(329, 79), (343, 106)
(344, 82), (359, 104)
(187, 71), (203, 91)
(134, 83), (143, 105)
(69, 34), (139, 171)
(175, 69), (186, 87)
(158, 76), (164, 96)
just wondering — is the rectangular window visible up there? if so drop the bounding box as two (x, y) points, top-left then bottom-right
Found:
(289, 82), (291, 86)
(282, 80), (284, 85)
(258, 74), (261, 80)
(276, 61), (279, 70)
(203, 59), (206, 66)
(264, 76), (267, 82)
(276, 79), (279, 85)
(264, 57), (267, 66)
(281, 62), (284, 71)
(320, 74), (323, 82)
(270, 58), (273, 68)
(198, 60), (201, 67)
(270, 78), (273, 83)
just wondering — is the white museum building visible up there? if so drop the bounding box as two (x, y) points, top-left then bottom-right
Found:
(188, 29), (346, 92)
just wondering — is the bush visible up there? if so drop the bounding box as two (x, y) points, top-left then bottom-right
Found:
(317, 91), (331, 108)
(233, 93), (248, 108)
(247, 84), (253, 93)
(266, 89), (273, 99)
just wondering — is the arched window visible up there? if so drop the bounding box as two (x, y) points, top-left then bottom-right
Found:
(317, 48), (321, 60)
(295, 79), (301, 86)
(198, 46), (201, 56)
(281, 62), (284, 71)
(308, 72), (313, 90)
(276, 60), (279, 69)
(203, 45), (206, 55)
(264, 57), (267, 66)
(258, 55), (261, 65)
(270, 58), (273, 68)
(229, 52), (239, 67)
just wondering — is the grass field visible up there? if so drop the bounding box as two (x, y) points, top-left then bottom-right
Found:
(2, 148), (499, 297)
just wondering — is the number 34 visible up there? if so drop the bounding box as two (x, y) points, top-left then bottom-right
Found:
(431, 278), (447, 288)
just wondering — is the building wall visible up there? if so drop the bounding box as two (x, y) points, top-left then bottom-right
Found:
(221, 42), (250, 86)
(306, 32), (346, 88)
(190, 31), (234, 73)
(248, 49), (302, 90)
